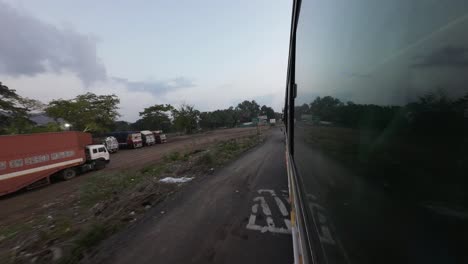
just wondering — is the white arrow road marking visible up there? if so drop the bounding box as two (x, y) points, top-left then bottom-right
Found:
(274, 196), (289, 216)
(246, 189), (291, 234)
(254, 196), (272, 215)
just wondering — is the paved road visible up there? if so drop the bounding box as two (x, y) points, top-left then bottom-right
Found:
(84, 127), (293, 264)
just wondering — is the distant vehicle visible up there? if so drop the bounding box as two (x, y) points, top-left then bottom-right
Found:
(269, 119), (276, 125)
(107, 132), (143, 149)
(152, 130), (167, 143)
(0, 132), (110, 196)
(140, 130), (156, 146)
(93, 136), (119, 153)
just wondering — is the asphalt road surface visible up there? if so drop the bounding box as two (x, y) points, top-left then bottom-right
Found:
(84, 127), (293, 264)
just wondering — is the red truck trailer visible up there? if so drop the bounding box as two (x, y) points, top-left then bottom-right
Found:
(0, 131), (110, 196)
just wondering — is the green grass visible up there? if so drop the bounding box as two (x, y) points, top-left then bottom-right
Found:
(198, 151), (215, 167)
(163, 151), (181, 162)
(59, 223), (121, 264)
(81, 164), (166, 207)
(0, 222), (34, 241)
(198, 135), (260, 167)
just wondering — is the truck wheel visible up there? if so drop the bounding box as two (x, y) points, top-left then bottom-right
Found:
(94, 159), (106, 170)
(62, 168), (77, 180)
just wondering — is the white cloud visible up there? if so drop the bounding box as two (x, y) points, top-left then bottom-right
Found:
(0, 1), (106, 85)
(0, 0), (287, 123)
(1, 72), (165, 122)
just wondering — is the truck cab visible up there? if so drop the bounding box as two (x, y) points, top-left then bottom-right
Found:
(140, 130), (156, 146)
(153, 130), (167, 143)
(85, 145), (110, 163)
(92, 136), (119, 153)
(127, 133), (143, 148)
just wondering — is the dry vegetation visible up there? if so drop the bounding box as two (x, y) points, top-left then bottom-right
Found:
(0, 135), (263, 264)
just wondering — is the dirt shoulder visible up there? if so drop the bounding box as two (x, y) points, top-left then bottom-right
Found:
(0, 127), (263, 225)
(84, 127), (292, 264)
(0, 127), (268, 264)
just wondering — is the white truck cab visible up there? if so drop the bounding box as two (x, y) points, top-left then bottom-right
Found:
(85, 144), (110, 162)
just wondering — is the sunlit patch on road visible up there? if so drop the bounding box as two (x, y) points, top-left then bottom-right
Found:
(246, 189), (291, 234)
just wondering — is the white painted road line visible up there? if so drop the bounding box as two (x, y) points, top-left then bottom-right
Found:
(258, 189), (276, 196)
(274, 196), (289, 216)
(254, 196), (272, 216)
(246, 189), (292, 235)
(252, 203), (259, 214)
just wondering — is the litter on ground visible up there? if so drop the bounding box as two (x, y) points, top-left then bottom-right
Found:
(159, 177), (194, 184)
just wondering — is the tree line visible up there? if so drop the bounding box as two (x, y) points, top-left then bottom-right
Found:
(296, 91), (468, 137)
(119, 99), (278, 133)
(0, 81), (278, 135)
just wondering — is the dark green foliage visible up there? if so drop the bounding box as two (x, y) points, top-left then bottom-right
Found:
(199, 107), (239, 129)
(235, 100), (260, 122)
(171, 104), (200, 134)
(260, 105), (275, 119)
(297, 91), (468, 135)
(0, 82), (44, 134)
(133, 104), (174, 131)
(46, 92), (120, 133)
(113, 121), (133, 131)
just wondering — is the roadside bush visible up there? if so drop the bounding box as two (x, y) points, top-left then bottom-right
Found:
(163, 151), (181, 162)
(198, 151), (215, 167)
(218, 140), (240, 153)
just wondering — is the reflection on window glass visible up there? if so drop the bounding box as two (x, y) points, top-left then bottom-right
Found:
(293, 1), (468, 263)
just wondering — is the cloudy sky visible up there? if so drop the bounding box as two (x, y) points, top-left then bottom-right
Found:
(0, 0), (292, 121)
(294, 0), (468, 107)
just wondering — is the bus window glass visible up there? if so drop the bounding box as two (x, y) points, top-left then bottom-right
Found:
(293, 1), (468, 263)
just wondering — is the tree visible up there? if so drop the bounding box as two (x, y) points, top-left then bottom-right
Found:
(113, 121), (133, 131)
(45, 92), (120, 133)
(172, 104), (200, 134)
(199, 107), (239, 130)
(134, 104), (174, 131)
(0, 82), (43, 134)
(406, 89), (464, 136)
(236, 100), (260, 122)
(294, 103), (310, 119)
(260, 105), (275, 119)
(28, 122), (62, 133)
(309, 96), (343, 121)
(224, 106), (239, 127)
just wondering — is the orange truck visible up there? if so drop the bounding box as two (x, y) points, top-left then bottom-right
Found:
(0, 131), (110, 196)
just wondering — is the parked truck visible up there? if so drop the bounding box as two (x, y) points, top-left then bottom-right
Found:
(0, 131), (110, 197)
(152, 130), (167, 143)
(107, 131), (143, 149)
(140, 130), (156, 146)
(92, 136), (119, 153)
